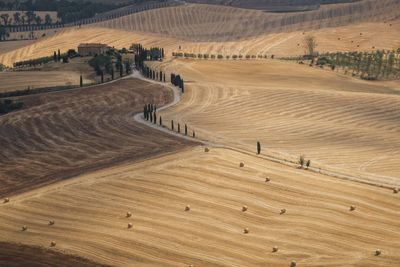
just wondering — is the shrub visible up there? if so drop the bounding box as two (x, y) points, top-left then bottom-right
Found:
(217, 55), (223, 59)
(211, 55), (216, 59)
(299, 155), (305, 168)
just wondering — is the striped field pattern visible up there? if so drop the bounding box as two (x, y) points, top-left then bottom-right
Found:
(150, 59), (400, 187)
(0, 147), (399, 266)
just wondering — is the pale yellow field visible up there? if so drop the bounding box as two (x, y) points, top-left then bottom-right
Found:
(1, 1), (400, 266)
(94, 1), (400, 41)
(0, 71), (93, 93)
(1, 19), (399, 68)
(0, 147), (399, 266)
(147, 59), (400, 187)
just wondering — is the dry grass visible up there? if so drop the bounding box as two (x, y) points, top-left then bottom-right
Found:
(0, 9), (399, 67)
(151, 59), (400, 187)
(0, 78), (196, 198)
(0, 147), (399, 266)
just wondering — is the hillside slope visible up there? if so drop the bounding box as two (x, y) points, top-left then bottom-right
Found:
(0, 147), (399, 266)
(150, 59), (400, 187)
(93, 0), (400, 41)
(1, 19), (399, 67)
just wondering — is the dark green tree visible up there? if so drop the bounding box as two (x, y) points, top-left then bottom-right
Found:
(257, 141), (261, 155)
(80, 75), (83, 87)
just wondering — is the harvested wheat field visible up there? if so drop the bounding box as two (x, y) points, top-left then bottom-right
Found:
(0, 77), (196, 198)
(148, 59), (400, 187)
(0, 71), (93, 93)
(1, 1), (400, 67)
(0, 242), (110, 267)
(0, 147), (399, 266)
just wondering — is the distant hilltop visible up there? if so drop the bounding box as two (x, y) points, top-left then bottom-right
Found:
(186, 0), (361, 12)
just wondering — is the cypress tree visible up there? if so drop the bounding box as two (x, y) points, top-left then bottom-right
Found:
(111, 67), (114, 80)
(257, 141), (261, 155)
(181, 80), (184, 93)
(53, 51), (57, 62)
(192, 131), (195, 138)
(150, 112), (153, 123)
(178, 123), (180, 133)
(120, 65), (123, 77)
(160, 71), (163, 81)
(57, 49), (61, 61)
(144, 105), (147, 120)
(101, 71), (104, 83)
(163, 73), (166, 82)
(154, 105), (157, 112)
(185, 124), (188, 135)
(153, 112), (157, 124)
(80, 75), (83, 87)
(159, 116), (162, 126)
(171, 120), (174, 131)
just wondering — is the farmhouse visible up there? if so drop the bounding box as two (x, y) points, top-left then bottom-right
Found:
(78, 43), (109, 56)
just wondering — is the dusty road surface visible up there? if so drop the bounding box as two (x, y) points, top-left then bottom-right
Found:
(0, 147), (399, 266)
(0, 77), (196, 198)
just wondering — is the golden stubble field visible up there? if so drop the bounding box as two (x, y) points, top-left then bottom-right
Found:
(0, 147), (399, 266)
(0, 19), (399, 67)
(147, 59), (400, 187)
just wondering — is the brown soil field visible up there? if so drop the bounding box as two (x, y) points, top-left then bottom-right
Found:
(0, 77), (196, 198)
(0, 242), (110, 267)
(148, 59), (400, 187)
(0, 147), (399, 266)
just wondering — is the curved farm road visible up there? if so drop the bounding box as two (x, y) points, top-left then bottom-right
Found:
(0, 76), (197, 198)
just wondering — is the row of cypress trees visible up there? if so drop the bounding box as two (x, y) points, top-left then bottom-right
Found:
(170, 120), (195, 138)
(171, 73), (185, 93)
(143, 104), (195, 138)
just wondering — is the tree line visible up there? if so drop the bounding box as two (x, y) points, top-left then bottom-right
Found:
(172, 52), (273, 60)
(143, 103), (196, 138)
(317, 49), (400, 80)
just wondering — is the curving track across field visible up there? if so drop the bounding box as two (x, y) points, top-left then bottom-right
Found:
(0, 77), (197, 198)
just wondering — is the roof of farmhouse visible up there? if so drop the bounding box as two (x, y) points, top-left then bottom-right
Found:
(78, 43), (108, 48)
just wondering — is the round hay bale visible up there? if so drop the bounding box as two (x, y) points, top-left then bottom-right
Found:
(350, 205), (356, 211)
(126, 212), (132, 218)
(243, 228), (249, 234)
(393, 188), (399, 194)
(375, 249), (381, 256)
(128, 223), (133, 229)
(185, 205), (191, 211)
(50, 241), (56, 247)
(21, 225), (27, 231)
(291, 260), (297, 267)
(239, 162), (244, 168)
(265, 177), (271, 182)
(242, 206), (248, 212)
(48, 220), (55, 226)
(204, 148), (209, 153)
(3, 198), (9, 203)
(280, 209), (286, 215)
(272, 246), (279, 252)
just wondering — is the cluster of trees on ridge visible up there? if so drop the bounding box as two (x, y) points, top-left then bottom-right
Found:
(317, 50), (400, 80)
(0, 0), (126, 24)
